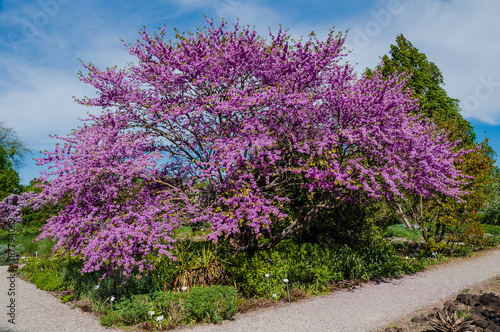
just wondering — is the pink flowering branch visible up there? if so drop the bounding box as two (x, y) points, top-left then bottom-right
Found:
(20, 19), (469, 277)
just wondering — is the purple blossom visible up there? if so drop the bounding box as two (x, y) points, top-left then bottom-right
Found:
(1, 19), (470, 279)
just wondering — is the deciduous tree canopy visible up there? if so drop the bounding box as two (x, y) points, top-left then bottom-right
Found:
(31, 20), (467, 277)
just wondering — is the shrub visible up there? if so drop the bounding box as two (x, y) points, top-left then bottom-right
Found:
(184, 286), (240, 323)
(151, 291), (189, 326)
(60, 257), (158, 301)
(114, 294), (152, 326)
(0, 244), (18, 266)
(384, 224), (423, 242)
(29, 271), (63, 291)
(152, 240), (229, 292)
(483, 224), (500, 235)
(100, 310), (122, 327)
(60, 294), (74, 303)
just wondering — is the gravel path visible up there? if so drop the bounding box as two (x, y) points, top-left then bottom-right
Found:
(0, 249), (499, 332)
(181, 248), (500, 332)
(0, 266), (117, 332)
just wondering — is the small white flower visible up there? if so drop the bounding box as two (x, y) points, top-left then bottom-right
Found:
(283, 278), (289, 283)
(41, 268), (43, 271)
(181, 286), (188, 291)
(272, 294), (276, 298)
(21, 256), (25, 260)
(157, 315), (164, 321)
(405, 256), (409, 260)
(265, 274), (270, 278)
(110, 296), (115, 302)
(94, 285), (99, 290)
(148, 311), (155, 317)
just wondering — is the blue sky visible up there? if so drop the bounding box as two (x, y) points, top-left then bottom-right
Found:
(1, 0), (499, 184)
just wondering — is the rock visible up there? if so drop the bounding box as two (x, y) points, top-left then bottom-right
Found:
(444, 299), (460, 311)
(473, 304), (487, 313)
(471, 313), (485, 321)
(410, 315), (427, 323)
(457, 293), (472, 304)
(469, 327), (483, 332)
(457, 293), (479, 306)
(479, 293), (500, 306)
(476, 320), (492, 329)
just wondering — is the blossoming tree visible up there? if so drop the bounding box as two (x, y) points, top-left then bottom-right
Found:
(31, 20), (467, 277)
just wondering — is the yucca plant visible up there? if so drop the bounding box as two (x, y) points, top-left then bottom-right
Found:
(430, 310), (473, 332)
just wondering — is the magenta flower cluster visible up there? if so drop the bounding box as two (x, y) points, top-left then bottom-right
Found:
(1, 20), (468, 278)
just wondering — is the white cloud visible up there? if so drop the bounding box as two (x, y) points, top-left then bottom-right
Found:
(290, 0), (500, 124)
(0, 57), (93, 150)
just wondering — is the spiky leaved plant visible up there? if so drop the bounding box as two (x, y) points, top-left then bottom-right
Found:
(430, 310), (473, 332)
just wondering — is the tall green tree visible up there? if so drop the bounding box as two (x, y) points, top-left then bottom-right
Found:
(0, 122), (30, 199)
(368, 35), (497, 251)
(366, 34), (475, 144)
(0, 122), (31, 169)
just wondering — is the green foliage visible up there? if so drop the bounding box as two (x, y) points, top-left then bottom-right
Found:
(0, 244), (18, 265)
(482, 170), (500, 225)
(483, 224), (500, 235)
(0, 145), (21, 199)
(369, 34), (496, 254)
(0, 122), (31, 199)
(152, 240), (229, 292)
(184, 286), (240, 323)
(293, 202), (384, 247)
(60, 257), (158, 301)
(114, 294), (152, 325)
(14, 228), (55, 257)
(151, 291), (188, 326)
(482, 224), (500, 246)
(0, 223), (55, 258)
(100, 310), (122, 327)
(384, 224), (423, 242)
(366, 34), (474, 143)
(60, 294), (74, 303)
(21, 204), (60, 228)
(0, 122), (31, 169)
(227, 240), (424, 297)
(29, 271), (63, 291)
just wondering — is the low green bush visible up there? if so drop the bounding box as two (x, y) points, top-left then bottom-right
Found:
(483, 224), (500, 235)
(60, 256), (159, 301)
(60, 294), (74, 303)
(0, 244), (18, 266)
(151, 291), (189, 326)
(384, 224), (422, 242)
(100, 310), (122, 327)
(228, 239), (426, 297)
(184, 286), (240, 323)
(29, 271), (63, 291)
(114, 294), (152, 326)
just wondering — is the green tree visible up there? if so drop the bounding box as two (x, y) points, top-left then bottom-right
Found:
(0, 145), (21, 199)
(0, 122), (31, 199)
(366, 34), (475, 144)
(367, 34), (498, 251)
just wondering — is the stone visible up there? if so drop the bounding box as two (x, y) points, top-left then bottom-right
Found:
(457, 293), (472, 304)
(471, 313), (485, 321)
(410, 315), (427, 323)
(479, 293), (500, 306)
(476, 320), (492, 329)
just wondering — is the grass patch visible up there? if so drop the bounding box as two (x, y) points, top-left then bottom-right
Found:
(384, 224), (423, 242)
